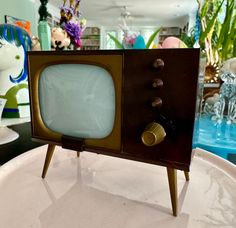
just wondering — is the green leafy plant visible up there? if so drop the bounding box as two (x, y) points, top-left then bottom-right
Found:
(108, 27), (161, 49)
(180, 0), (235, 65)
(199, 0), (235, 64)
(180, 28), (195, 48)
(107, 33), (124, 49)
(145, 27), (161, 49)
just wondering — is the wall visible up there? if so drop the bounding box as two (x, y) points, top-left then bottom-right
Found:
(188, 11), (197, 34)
(0, 0), (59, 36)
(0, 0), (38, 35)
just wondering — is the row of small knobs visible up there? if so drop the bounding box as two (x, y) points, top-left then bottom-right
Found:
(141, 59), (166, 147)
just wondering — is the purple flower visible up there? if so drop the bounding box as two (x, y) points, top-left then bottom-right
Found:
(60, 6), (67, 11)
(64, 22), (82, 47)
(60, 6), (74, 15)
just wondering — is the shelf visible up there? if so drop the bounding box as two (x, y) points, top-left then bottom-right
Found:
(159, 27), (181, 35)
(83, 27), (100, 36)
(204, 83), (220, 88)
(82, 27), (100, 50)
(158, 27), (182, 44)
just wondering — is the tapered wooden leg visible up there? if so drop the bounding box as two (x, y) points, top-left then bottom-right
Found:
(167, 167), (178, 216)
(42, 144), (56, 179)
(77, 151), (80, 157)
(184, 171), (189, 181)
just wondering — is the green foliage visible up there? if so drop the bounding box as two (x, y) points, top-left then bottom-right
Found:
(199, 0), (224, 44)
(198, 0), (235, 63)
(180, 28), (195, 48)
(108, 27), (161, 49)
(107, 33), (124, 49)
(200, 0), (209, 18)
(217, 0), (236, 61)
(146, 27), (161, 49)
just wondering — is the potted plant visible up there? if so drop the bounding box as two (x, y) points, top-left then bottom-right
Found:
(181, 0), (235, 83)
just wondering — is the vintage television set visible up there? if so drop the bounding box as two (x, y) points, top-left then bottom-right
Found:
(27, 49), (200, 216)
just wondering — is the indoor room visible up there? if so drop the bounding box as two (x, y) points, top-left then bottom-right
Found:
(0, 0), (235, 227)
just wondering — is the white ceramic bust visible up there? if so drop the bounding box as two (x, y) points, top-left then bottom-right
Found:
(0, 39), (25, 94)
(0, 24), (31, 118)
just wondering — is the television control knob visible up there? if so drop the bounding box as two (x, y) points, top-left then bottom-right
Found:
(151, 97), (162, 108)
(152, 78), (163, 88)
(141, 122), (166, 146)
(153, 58), (164, 70)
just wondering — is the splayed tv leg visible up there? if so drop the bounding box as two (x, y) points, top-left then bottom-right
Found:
(167, 169), (190, 216)
(167, 167), (178, 216)
(184, 171), (190, 181)
(42, 144), (56, 178)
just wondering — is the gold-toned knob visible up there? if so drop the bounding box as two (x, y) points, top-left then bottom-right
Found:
(153, 58), (164, 70)
(141, 122), (166, 146)
(152, 78), (164, 88)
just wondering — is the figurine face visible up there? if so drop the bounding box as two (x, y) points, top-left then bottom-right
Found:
(0, 24), (31, 118)
(0, 38), (24, 71)
(51, 27), (70, 50)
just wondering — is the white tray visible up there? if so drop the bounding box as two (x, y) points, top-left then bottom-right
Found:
(0, 146), (235, 228)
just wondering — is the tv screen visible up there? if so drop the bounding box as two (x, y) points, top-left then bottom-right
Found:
(39, 64), (115, 139)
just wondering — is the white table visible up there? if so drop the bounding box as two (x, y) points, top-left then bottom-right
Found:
(0, 146), (235, 228)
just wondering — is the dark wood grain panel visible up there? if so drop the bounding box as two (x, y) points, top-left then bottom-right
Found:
(122, 49), (200, 170)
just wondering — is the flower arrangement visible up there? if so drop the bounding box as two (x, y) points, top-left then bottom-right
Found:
(108, 22), (161, 50)
(122, 32), (138, 49)
(59, 0), (86, 49)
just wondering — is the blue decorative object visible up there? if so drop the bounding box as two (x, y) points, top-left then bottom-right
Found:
(193, 116), (236, 162)
(133, 35), (146, 49)
(193, 11), (201, 47)
(38, 0), (51, 50)
(195, 58), (236, 164)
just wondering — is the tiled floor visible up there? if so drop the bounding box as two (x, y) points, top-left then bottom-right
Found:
(0, 146), (235, 228)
